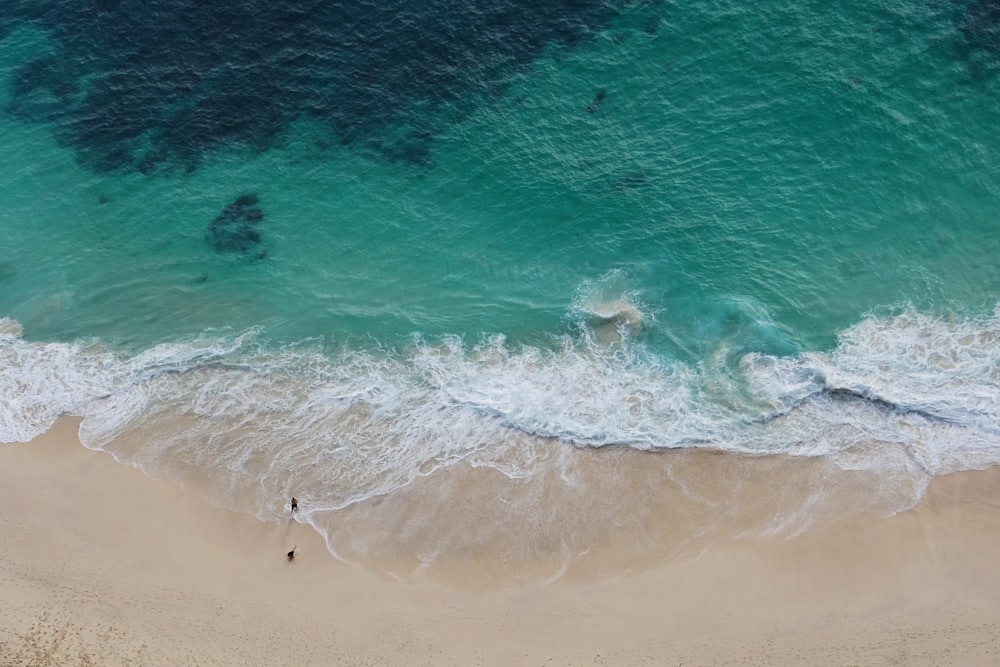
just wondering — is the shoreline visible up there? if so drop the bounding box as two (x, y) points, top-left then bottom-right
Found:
(2, 418), (999, 665)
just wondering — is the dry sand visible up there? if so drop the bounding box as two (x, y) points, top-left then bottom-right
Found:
(1, 417), (999, 666)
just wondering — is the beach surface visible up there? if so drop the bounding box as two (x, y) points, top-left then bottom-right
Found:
(2, 417), (999, 666)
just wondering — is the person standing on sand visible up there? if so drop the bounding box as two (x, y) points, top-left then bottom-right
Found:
(287, 498), (298, 561)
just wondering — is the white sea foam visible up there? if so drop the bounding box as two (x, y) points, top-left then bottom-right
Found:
(0, 318), (118, 442)
(742, 305), (1000, 473)
(2, 305), (1000, 560)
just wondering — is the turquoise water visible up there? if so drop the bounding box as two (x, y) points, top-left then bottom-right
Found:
(2, 1), (1000, 577)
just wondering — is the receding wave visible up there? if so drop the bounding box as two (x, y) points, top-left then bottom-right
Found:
(3, 305), (999, 579)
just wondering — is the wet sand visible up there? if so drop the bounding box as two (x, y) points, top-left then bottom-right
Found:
(2, 417), (999, 665)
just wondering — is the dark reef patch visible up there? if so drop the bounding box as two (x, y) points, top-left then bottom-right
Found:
(206, 193), (268, 259)
(954, 0), (1000, 79)
(6, 55), (80, 120)
(2, 0), (627, 174)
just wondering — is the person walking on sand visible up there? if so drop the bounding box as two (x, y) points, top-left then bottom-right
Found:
(287, 546), (297, 561)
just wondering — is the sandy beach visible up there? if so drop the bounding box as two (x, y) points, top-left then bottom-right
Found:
(2, 417), (999, 666)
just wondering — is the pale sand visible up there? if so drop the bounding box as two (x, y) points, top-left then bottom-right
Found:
(2, 418), (999, 666)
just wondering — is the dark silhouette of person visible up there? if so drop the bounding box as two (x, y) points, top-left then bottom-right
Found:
(290, 497), (298, 514)
(287, 546), (297, 561)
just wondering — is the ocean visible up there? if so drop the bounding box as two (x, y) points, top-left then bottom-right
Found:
(2, 0), (999, 581)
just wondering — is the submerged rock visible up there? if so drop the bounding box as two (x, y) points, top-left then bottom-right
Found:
(206, 193), (268, 257)
(611, 171), (649, 192)
(585, 89), (607, 113)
